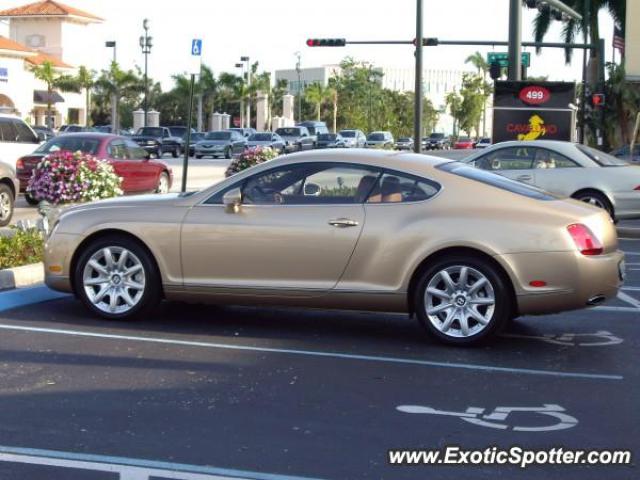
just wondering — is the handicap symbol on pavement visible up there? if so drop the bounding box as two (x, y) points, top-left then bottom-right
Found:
(504, 330), (623, 347)
(397, 404), (578, 432)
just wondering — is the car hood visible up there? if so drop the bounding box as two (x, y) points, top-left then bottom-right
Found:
(132, 135), (159, 142)
(61, 193), (182, 216)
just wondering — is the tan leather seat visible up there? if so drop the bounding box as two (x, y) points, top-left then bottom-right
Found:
(381, 176), (402, 203)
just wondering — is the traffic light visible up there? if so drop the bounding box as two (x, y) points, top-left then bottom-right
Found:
(412, 37), (438, 46)
(591, 93), (605, 108)
(489, 61), (502, 80)
(306, 38), (346, 47)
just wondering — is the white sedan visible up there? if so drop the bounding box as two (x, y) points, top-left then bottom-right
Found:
(462, 140), (640, 220)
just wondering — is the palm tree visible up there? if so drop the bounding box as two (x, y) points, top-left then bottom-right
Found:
(465, 51), (490, 136)
(94, 62), (143, 130)
(199, 65), (218, 131)
(305, 83), (331, 121)
(445, 91), (463, 137)
(76, 66), (95, 127)
(532, 0), (624, 76)
(30, 60), (79, 128)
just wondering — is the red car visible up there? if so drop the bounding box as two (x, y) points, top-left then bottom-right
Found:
(453, 137), (476, 149)
(16, 133), (172, 205)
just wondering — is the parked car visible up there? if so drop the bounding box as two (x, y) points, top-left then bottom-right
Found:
(0, 162), (18, 227)
(463, 140), (640, 220)
(365, 131), (394, 149)
(275, 126), (315, 153)
(194, 130), (247, 159)
(0, 114), (41, 169)
(187, 132), (206, 157)
(58, 124), (84, 134)
(229, 127), (257, 139)
(32, 125), (55, 141)
(395, 137), (414, 151)
(454, 137), (475, 149)
(424, 133), (450, 150)
(338, 129), (367, 148)
(475, 137), (492, 149)
(247, 132), (285, 153)
(296, 121), (329, 137)
(131, 126), (182, 158)
(16, 133), (172, 204)
(316, 133), (346, 149)
(610, 145), (640, 163)
(44, 149), (623, 346)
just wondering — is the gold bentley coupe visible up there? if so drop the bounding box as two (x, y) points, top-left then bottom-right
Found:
(44, 150), (625, 345)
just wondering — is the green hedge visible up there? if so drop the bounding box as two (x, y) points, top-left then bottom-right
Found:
(0, 228), (44, 270)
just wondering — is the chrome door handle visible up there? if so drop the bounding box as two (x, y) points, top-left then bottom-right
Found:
(328, 218), (359, 228)
(517, 175), (532, 181)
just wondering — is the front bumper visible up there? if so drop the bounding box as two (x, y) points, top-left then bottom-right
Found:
(497, 250), (625, 316)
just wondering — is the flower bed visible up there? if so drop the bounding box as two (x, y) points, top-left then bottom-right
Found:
(27, 150), (123, 205)
(225, 146), (279, 177)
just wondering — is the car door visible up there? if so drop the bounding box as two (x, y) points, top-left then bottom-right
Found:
(529, 147), (582, 196)
(107, 139), (136, 192)
(180, 162), (379, 293)
(0, 118), (40, 168)
(125, 140), (158, 192)
(472, 146), (536, 184)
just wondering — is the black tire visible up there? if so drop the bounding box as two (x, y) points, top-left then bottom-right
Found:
(572, 190), (614, 219)
(0, 183), (14, 227)
(24, 192), (39, 206)
(172, 146), (180, 158)
(73, 235), (161, 321)
(225, 147), (231, 159)
(414, 255), (512, 346)
(195, 154), (203, 159)
(155, 148), (162, 159)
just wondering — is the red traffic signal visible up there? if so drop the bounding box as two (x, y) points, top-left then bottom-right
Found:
(306, 38), (346, 47)
(591, 93), (605, 107)
(412, 37), (439, 47)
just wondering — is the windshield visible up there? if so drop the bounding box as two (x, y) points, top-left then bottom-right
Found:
(249, 133), (273, 141)
(398, 138), (412, 142)
(437, 161), (558, 201)
(368, 133), (384, 141)
(205, 131), (231, 140)
(339, 131), (356, 137)
(577, 144), (628, 167)
(276, 128), (301, 136)
(36, 137), (101, 155)
(169, 127), (187, 137)
(318, 134), (337, 141)
(137, 127), (163, 137)
(429, 133), (444, 139)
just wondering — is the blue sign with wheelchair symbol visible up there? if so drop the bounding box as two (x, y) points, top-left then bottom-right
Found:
(191, 39), (202, 56)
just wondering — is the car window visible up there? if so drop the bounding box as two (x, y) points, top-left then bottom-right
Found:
(0, 118), (16, 142)
(13, 121), (38, 143)
(577, 144), (628, 167)
(534, 149), (579, 169)
(35, 136), (101, 155)
(365, 172), (440, 204)
(108, 140), (127, 160)
(125, 140), (147, 159)
(475, 147), (535, 171)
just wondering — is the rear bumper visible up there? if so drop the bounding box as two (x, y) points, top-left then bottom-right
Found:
(496, 250), (625, 316)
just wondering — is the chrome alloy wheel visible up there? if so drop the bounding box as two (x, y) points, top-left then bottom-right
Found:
(0, 191), (11, 220)
(579, 196), (606, 209)
(82, 247), (146, 314)
(424, 265), (495, 338)
(157, 173), (169, 194)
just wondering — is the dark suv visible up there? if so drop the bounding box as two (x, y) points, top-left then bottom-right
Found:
(424, 133), (450, 150)
(132, 126), (187, 158)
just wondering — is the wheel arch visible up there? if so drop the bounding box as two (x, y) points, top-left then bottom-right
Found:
(69, 228), (164, 298)
(570, 187), (614, 210)
(0, 177), (16, 198)
(407, 246), (517, 317)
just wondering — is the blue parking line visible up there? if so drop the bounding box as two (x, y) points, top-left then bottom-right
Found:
(0, 286), (69, 312)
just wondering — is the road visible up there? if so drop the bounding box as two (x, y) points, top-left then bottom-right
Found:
(0, 237), (637, 479)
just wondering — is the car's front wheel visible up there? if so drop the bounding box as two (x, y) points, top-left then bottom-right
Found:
(414, 256), (511, 346)
(0, 183), (14, 227)
(74, 236), (161, 320)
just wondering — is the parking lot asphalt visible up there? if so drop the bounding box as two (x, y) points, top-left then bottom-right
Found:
(0, 241), (637, 479)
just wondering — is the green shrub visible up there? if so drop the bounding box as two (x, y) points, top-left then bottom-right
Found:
(0, 228), (44, 270)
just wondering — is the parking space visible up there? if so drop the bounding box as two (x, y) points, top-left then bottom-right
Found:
(0, 233), (637, 479)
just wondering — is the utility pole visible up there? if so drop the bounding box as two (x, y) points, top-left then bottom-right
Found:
(235, 62), (245, 127)
(241, 56), (251, 128)
(414, 0), (423, 153)
(295, 52), (302, 123)
(139, 19), (152, 128)
(579, 0), (589, 144)
(105, 41), (117, 133)
(507, 0), (522, 81)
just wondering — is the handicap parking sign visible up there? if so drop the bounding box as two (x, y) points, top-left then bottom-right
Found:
(191, 39), (202, 56)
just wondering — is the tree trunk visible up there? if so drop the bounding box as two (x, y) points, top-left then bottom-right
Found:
(332, 97), (337, 133)
(85, 88), (91, 127)
(47, 83), (53, 129)
(316, 103), (321, 121)
(110, 92), (118, 133)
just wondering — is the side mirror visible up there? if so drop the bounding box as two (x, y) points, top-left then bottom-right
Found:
(223, 187), (243, 213)
(303, 183), (321, 196)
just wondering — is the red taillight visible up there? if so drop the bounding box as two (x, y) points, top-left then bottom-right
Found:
(567, 224), (603, 256)
(634, 185), (640, 191)
(16, 158), (24, 169)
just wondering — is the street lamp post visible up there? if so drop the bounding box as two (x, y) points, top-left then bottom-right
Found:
(241, 56), (251, 129)
(235, 62), (245, 128)
(414, 0), (423, 153)
(368, 65), (374, 134)
(105, 41), (117, 133)
(139, 19), (152, 128)
(295, 52), (302, 123)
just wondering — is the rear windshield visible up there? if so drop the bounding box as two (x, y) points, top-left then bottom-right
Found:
(36, 137), (101, 155)
(368, 133), (384, 141)
(577, 144), (628, 167)
(169, 127), (187, 137)
(437, 161), (558, 201)
(429, 133), (444, 139)
(137, 127), (163, 137)
(339, 131), (356, 137)
(276, 128), (301, 136)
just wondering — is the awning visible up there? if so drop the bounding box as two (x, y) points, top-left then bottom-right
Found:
(33, 90), (64, 104)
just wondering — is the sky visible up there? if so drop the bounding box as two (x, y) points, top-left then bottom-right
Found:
(0, 0), (617, 90)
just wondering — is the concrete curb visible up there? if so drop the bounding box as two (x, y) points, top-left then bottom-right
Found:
(0, 263), (44, 291)
(617, 227), (640, 239)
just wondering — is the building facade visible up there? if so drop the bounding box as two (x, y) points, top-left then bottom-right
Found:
(625, 0), (639, 81)
(0, 0), (102, 127)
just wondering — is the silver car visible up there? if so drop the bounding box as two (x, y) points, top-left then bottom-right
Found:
(463, 140), (640, 220)
(0, 162), (18, 227)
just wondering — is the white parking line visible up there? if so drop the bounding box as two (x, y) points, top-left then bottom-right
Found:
(0, 323), (622, 380)
(0, 445), (323, 480)
(617, 291), (640, 309)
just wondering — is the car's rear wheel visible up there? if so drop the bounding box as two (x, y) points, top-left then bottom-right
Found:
(0, 184), (14, 227)
(155, 172), (170, 194)
(74, 236), (161, 320)
(414, 256), (511, 346)
(573, 191), (614, 219)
